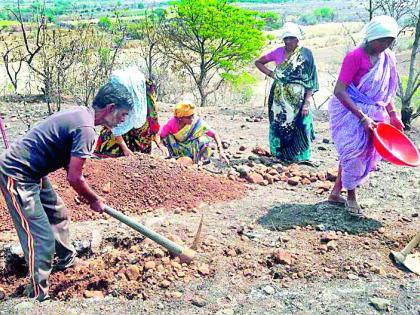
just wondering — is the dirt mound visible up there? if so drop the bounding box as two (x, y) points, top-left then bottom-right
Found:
(0, 154), (246, 232)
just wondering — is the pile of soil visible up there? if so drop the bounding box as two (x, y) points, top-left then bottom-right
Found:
(0, 231), (216, 301)
(0, 154), (246, 232)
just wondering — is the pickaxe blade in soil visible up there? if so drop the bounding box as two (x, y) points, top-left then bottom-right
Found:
(190, 214), (204, 250)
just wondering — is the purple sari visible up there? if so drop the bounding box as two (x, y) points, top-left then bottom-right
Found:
(328, 48), (397, 190)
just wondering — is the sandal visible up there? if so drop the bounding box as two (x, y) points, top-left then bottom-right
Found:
(345, 200), (364, 218)
(327, 194), (346, 205)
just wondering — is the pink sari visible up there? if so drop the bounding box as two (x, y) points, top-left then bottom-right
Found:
(328, 48), (398, 190)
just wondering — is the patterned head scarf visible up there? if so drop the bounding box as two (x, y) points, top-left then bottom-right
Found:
(174, 101), (195, 118)
(281, 22), (302, 40)
(362, 15), (399, 42)
(111, 67), (148, 136)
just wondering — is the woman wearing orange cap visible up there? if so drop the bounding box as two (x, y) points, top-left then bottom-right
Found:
(158, 102), (229, 164)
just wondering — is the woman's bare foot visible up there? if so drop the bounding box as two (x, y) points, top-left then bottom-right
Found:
(345, 199), (364, 217)
(328, 193), (346, 205)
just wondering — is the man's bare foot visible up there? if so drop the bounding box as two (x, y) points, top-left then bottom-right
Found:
(345, 199), (364, 217)
(328, 193), (346, 205)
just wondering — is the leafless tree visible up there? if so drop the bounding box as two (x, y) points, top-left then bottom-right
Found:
(363, 0), (420, 128)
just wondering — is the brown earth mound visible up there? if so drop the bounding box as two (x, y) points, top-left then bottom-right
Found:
(0, 154), (246, 232)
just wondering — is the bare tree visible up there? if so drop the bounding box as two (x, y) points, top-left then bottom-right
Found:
(363, 0), (420, 129)
(0, 31), (25, 91)
(398, 12), (420, 128)
(128, 10), (165, 79)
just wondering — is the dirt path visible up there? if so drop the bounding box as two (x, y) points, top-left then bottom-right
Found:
(0, 103), (419, 314)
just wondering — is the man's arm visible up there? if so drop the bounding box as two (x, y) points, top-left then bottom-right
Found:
(67, 156), (104, 213)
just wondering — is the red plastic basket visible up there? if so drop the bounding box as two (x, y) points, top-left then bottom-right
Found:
(373, 122), (420, 167)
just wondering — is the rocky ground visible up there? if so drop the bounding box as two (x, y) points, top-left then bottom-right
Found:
(0, 101), (419, 314)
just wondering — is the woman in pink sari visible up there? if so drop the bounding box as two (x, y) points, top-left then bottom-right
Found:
(328, 16), (404, 217)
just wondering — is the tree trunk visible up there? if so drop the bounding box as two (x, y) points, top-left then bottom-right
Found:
(199, 87), (207, 107)
(401, 101), (413, 130)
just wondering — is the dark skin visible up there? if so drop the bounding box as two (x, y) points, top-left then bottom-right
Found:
(67, 103), (129, 213)
(255, 36), (312, 115)
(328, 36), (404, 212)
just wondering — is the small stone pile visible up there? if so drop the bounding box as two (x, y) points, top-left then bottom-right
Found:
(225, 146), (338, 193)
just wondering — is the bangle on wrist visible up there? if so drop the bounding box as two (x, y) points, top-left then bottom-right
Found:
(360, 115), (369, 124)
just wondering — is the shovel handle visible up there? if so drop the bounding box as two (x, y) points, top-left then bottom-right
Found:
(103, 205), (195, 262)
(401, 232), (420, 256)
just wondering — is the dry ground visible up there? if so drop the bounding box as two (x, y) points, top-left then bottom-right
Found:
(0, 101), (418, 314)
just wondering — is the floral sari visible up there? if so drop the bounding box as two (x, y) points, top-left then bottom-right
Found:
(268, 47), (319, 163)
(163, 117), (212, 163)
(328, 48), (397, 190)
(94, 80), (159, 157)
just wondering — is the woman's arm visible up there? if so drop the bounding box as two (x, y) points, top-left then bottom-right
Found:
(334, 80), (376, 133)
(208, 131), (229, 163)
(302, 89), (313, 116)
(385, 101), (404, 130)
(115, 135), (133, 156)
(255, 55), (276, 79)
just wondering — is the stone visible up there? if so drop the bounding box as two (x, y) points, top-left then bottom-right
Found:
(154, 248), (165, 258)
(171, 261), (182, 269)
(171, 291), (183, 298)
(318, 244), (328, 251)
(226, 249), (237, 257)
(347, 273), (359, 280)
(370, 297), (391, 311)
(273, 249), (293, 265)
(198, 264), (210, 275)
(322, 138), (330, 144)
(125, 265), (141, 281)
(321, 232), (338, 243)
(160, 280), (171, 288)
(191, 296), (207, 307)
(317, 172), (327, 181)
(378, 227), (385, 234)
(287, 176), (301, 186)
(326, 168), (338, 181)
(247, 173), (264, 185)
(102, 182), (111, 193)
(84, 290), (105, 299)
(144, 261), (156, 270)
(302, 178), (311, 185)
(318, 146), (327, 151)
(327, 241), (337, 251)
(316, 181), (332, 191)
(372, 266), (387, 276)
(263, 174), (275, 184)
(262, 285), (275, 295)
(176, 156), (194, 166)
(239, 145), (246, 151)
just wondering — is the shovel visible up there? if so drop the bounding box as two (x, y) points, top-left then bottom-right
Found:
(390, 231), (420, 275)
(104, 205), (202, 263)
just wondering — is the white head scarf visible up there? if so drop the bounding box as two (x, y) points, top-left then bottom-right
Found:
(362, 15), (399, 43)
(111, 67), (148, 136)
(281, 22), (302, 40)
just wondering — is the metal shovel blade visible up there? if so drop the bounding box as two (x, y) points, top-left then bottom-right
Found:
(403, 253), (420, 275)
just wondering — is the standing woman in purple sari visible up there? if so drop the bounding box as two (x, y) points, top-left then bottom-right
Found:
(328, 16), (404, 217)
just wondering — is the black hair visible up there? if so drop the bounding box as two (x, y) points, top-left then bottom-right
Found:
(92, 81), (133, 111)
